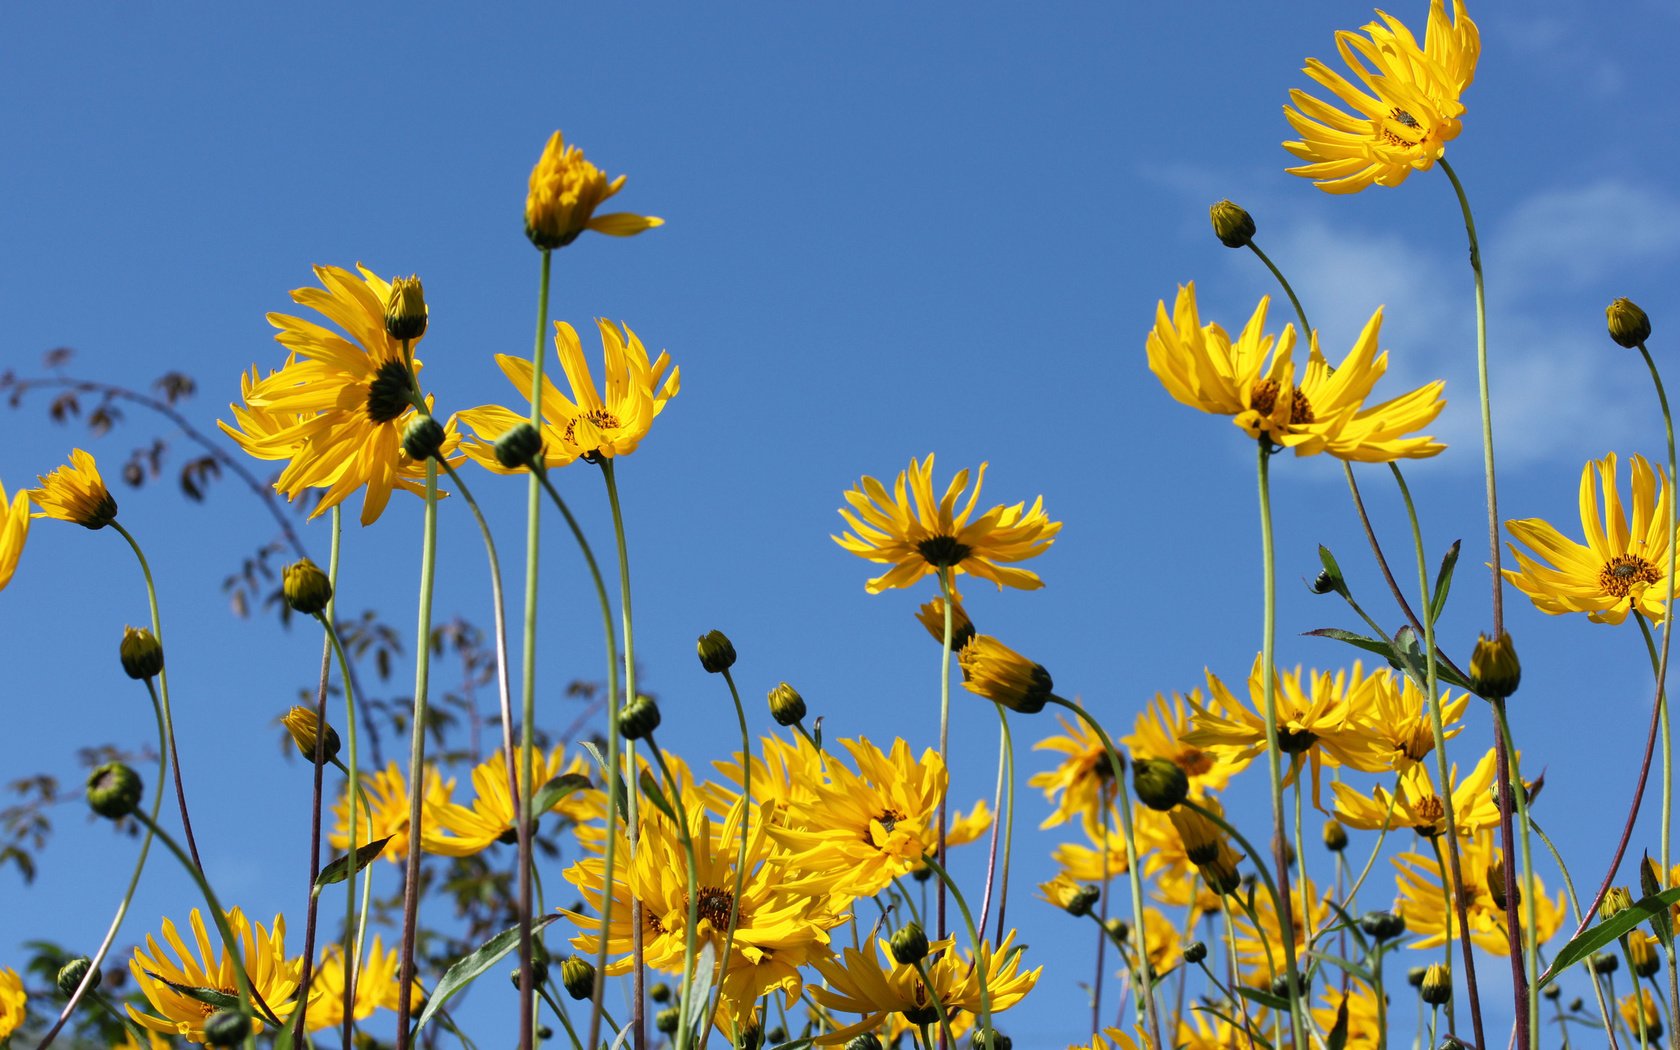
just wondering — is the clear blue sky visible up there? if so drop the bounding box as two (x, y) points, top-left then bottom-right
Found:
(6, 2), (1680, 1045)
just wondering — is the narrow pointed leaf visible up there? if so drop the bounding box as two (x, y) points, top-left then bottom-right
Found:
(1539, 887), (1680, 987)
(1643, 854), (1674, 948)
(678, 942), (718, 1038)
(1428, 540), (1461, 625)
(639, 769), (677, 821)
(1305, 627), (1396, 664)
(314, 837), (391, 888)
(411, 914), (561, 1037)
(143, 970), (242, 1011)
(530, 773), (592, 819)
(581, 740), (629, 822)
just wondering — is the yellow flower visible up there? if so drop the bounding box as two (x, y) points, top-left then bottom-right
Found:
(834, 454), (1061, 593)
(1284, 0), (1479, 193)
(1621, 988), (1663, 1037)
(0, 479), (27, 592)
(1355, 670), (1468, 769)
(524, 130), (662, 250)
(0, 967), (24, 1041)
(331, 761), (455, 863)
(30, 448), (117, 528)
(280, 705), (339, 762)
(128, 907), (303, 1045)
(958, 634), (1052, 713)
(1174, 1012), (1256, 1050)
(458, 319), (679, 471)
(697, 733), (826, 821)
(1504, 453), (1676, 624)
(1332, 746), (1502, 838)
(1031, 704), (1118, 831)
(1394, 831), (1564, 954)
(1071, 1030), (1143, 1050)
(224, 264), (461, 526)
(422, 745), (596, 857)
(1312, 983), (1383, 1049)
(303, 936), (418, 1031)
(1228, 876), (1330, 983)
(1123, 689), (1252, 795)
(1147, 285), (1446, 461)
(808, 931), (1039, 1045)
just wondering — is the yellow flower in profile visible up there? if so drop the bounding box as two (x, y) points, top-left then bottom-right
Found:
(1395, 831), (1564, 954)
(834, 454), (1061, 593)
(0, 967), (24, 1041)
(1031, 704), (1116, 831)
(422, 745), (596, 857)
(1621, 988), (1663, 1038)
(808, 931), (1039, 1045)
(1147, 285), (1445, 461)
(0, 480), (28, 592)
(1070, 1030), (1143, 1050)
(459, 319), (679, 472)
(1284, 0), (1479, 193)
(524, 130), (663, 250)
(331, 761), (455, 863)
(304, 936), (419, 1031)
(1174, 1012), (1257, 1050)
(30, 448), (117, 529)
(1332, 747), (1502, 838)
(128, 907), (303, 1044)
(224, 264), (461, 526)
(1123, 689), (1251, 795)
(1504, 453), (1675, 625)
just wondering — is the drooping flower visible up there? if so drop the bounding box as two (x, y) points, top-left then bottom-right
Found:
(1284, 0), (1479, 193)
(1394, 831), (1565, 954)
(524, 130), (663, 250)
(331, 761), (455, 863)
(1147, 285), (1446, 461)
(30, 448), (117, 529)
(0, 967), (24, 1041)
(303, 936), (419, 1031)
(223, 264), (461, 526)
(458, 319), (679, 472)
(0, 480), (27, 592)
(128, 907), (303, 1044)
(1504, 453), (1675, 625)
(834, 455), (1060, 593)
(422, 745), (597, 857)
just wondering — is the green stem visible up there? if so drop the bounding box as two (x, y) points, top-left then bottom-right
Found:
(1246, 241), (1311, 335)
(1531, 819), (1622, 1048)
(1638, 342), (1677, 878)
(1493, 699), (1542, 1044)
(695, 669), (753, 1050)
(646, 738), (701, 1050)
(936, 567), (955, 948)
(535, 984), (584, 1050)
(908, 958), (959, 1050)
(915, 855), (991, 1047)
(1290, 756), (1312, 949)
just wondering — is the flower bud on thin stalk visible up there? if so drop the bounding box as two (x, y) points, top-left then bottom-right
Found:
(767, 682), (807, 727)
(120, 625), (164, 680)
(384, 276), (428, 341)
(1209, 199), (1256, 249)
(697, 629), (736, 674)
(1608, 297), (1653, 349)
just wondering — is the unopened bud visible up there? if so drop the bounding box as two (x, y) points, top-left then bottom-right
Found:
(958, 635), (1053, 714)
(56, 957), (98, 996)
(1542, 983), (1560, 1002)
(385, 276), (428, 341)
(494, 423), (544, 469)
(283, 558), (333, 616)
(1589, 951), (1619, 975)
(969, 1031), (1010, 1050)
(1407, 966), (1428, 988)
(1210, 200), (1256, 249)
(1602, 886), (1635, 920)
(845, 1037), (884, 1050)
(1630, 931), (1662, 978)
(1608, 297), (1652, 349)
(1132, 758), (1189, 811)
(649, 983), (671, 1004)
(655, 1007), (680, 1035)
(616, 695), (661, 741)
(916, 597), (976, 649)
(1420, 963), (1452, 1006)
(561, 956), (595, 1001)
(697, 630), (736, 674)
(1360, 910), (1406, 943)
(204, 1010), (252, 1047)
(1310, 569), (1338, 595)
(401, 415), (446, 462)
(281, 706), (341, 764)
(767, 682), (807, 727)
(1182, 941), (1207, 965)
(1469, 631), (1520, 700)
(87, 762), (142, 819)
(1323, 818), (1349, 852)
(889, 923), (928, 965)
(120, 625), (164, 680)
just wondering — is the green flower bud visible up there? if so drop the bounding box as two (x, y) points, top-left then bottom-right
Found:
(1420, 963), (1452, 1006)
(1407, 965), (1428, 988)
(649, 982), (671, 1003)
(1132, 757), (1188, 811)
(1310, 569), (1339, 595)
(1065, 884), (1101, 918)
(845, 1036), (884, 1050)
(281, 706), (341, 764)
(616, 695), (661, 741)
(385, 275), (428, 341)
(1469, 631), (1520, 700)
(1589, 951), (1619, 974)
(958, 635), (1053, 714)
(1630, 932), (1661, 978)
(655, 1007), (681, 1036)
(283, 558), (333, 616)
(1542, 983), (1560, 1002)
(561, 955), (596, 1001)
(494, 423), (544, 469)
(401, 415), (446, 462)
(56, 956), (98, 997)
(536, 1027), (553, 1041)
(1359, 910), (1406, 943)
(1210, 200), (1256, 248)
(87, 762), (142, 819)
(1323, 818), (1349, 852)
(120, 625), (164, 680)
(1182, 941), (1207, 965)
(698, 630), (737, 674)
(889, 922), (928, 965)
(204, 1010), (252, 1048)
(767, 682), (807, 727)
(1608, 297), (1652, 349)
(969, 1031), (1011, 1050)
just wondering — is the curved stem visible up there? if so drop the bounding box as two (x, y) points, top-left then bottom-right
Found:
(1246, 241), (1311, 335)
(695, 669), (753, 1050)
(915, 855), (992, 1047)
(644, 737), (701, 1050)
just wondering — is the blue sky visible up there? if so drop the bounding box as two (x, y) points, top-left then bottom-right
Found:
(6, 1), (1680, 1045)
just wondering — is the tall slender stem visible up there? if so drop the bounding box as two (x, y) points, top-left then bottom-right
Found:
(1639, 343), (1678, 878)
(936, 567), (955, 950)
(695, 669), (752, 1050)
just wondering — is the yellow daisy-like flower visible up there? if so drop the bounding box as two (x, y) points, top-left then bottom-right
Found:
(1504, 453), (1675, 625)
(114, 1027), (174, 1050)
(1356, 669), (1468, 769)
(303, 936), (419, 1032)
(1284, 0), (1479, 193)
(1312, 983), (1383, 1049)
(698, 734), (826, 822)
(30, 448), (118, 529)
(128, 907), (303, 1045)
(834, 454), (1061, 594)
(1621, 988), (1663, 1038)
(808, 931), (1040, 1045)
(0, 967), (24, 1041)
(331, 761), (455, 863)
(1332, 746), (1502, 838)
(1051, 821), (1131, 884)
(524, 130), (663, 250)
(1031, 704), (1117, 832)
(1394, 831), (1564, 954)
(0, 479), (28, 592)
(422, 745), (596, 857)
(1174, 1012), (1257, 1050)
(224, 264), (461, 527)
(1123, 689), (1251, 795)
(1146, 285), (1446, 461)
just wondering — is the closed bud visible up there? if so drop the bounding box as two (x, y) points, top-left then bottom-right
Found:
(616, 695), (661, 741)
(561, 955), (595, 1001)
(1323, 818), (1349, 852)
(401, 415), (446, 462)
(1589, 951), (1619, 974)
(281, 706), (341, 764)
(1068, 884), (1101, 917)
(1487, 857), (1518, 911)
(697, 630), (736, 674)
(767, 682), (807, 727)
(1469, 631), (1520, 700)
(1630, 931), (1662, 978)
(916, 596), (976, 649)
(1407, 966), (1428, 988)
(1132, 757), (1189, 811)
(655, 1007), (681, 1036)
(958, 635), (1053, 714)
(889, 923), (928, 965)
(969, 1031), (1010, 1050)
(1420, 963), (1452, 1006)
(1542, 983), (1561, 1002)
(1103, 917), (1129, 944)
(1569, 997), (1583, 1012)
(1310, 569), (1339, 595)
(1608, 297), (1652, 349)
(87, 762), (142, 819)
(735, 1022), (763, 1050)
(1270, 974), (1297, 1000)
(536, 1027), (553, 1041)
(120, 625), (164, 680)
(1359, 910), (1406, 943)
(1602, 886), (1635, 920)
(1209, 200), (1256, 249)
(56, 957), (98, 996)
(384, 276), (428, 341)
(204, 1010), (251, 1048)
(1182, 941), (1208, 965)
(1438, 1040), (1466, 1050)
(766, 1029), (785, 1045)
(283, 558), (333, 616)
(649, 983), (671, 1003)
(494, 423), (544, 469)
(845, 1037), (884, 1050)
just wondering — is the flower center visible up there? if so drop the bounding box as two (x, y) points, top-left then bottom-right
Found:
(1276, 726), (1318, 754)
(1175, 746), (1214, 777)
(1415, 794), (1445, 836)
(1600, 553), (1662, 598)
(689, 885), (737, 931)
(197, 987), (238, 1018)
(916, 535), (973, 568)
(366, 360), (415, 423)
(1396, 720), (1435, 763)
(1249, 379), (1315, 425)
(872, 808), (905, 838)
(1380, 107), (1426, 148)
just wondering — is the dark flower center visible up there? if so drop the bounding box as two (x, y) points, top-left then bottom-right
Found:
(1249, 379), (1315, 425)
(366, 360), (416, 423)
(1175, 747), (1213, 777)
(869, 807), (907, 843)
(690, 886), (737, 931)
(916, 535), (972, 568)
(1600, 553), (1661, 598)
(1277, 727), (1318, 754)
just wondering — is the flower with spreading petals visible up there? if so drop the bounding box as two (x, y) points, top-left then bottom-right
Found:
(1332, 747), (1502, 837)
(224, 264), (461, 526)
(459, 319), (679, 472)
(30, 448), (117, 529)
(1147, 285), (1446, 461)
(128, 907), (303, 1044)
(0, 967), (24, 1041)
(1505, 453), (1675, 625)
(1395, 831), (1564, 954)
(1353, 669), (1468, 769)
(525, 130), (663, 250)
(834, 454), (1060, 593)
(0, 480), (27, 592)
(331, 761), (454, 863)
(1123, 689), (1251, 795)
(1284, 0), (1479, 193)
(422, 745), (596, 857)
(1312, 984), (1383, 1049)
(304, 936), (419, 1031)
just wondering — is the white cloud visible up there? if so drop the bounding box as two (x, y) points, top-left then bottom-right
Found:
(1491, 180), (1680, 295)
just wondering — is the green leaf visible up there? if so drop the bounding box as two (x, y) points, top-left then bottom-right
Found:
(1539, 887), (1680, 988)
(679, 942), (718, 1039)
(1193, 1005), (1273, 1050)
(1643, 854), (1675, 948)
(1428, 540), (1461, 625)
(1316, 545), (1348, 597)
(1298, 948), (1374, 989)
(1235, 984), (1290, 1012)
(314, 837), (391, 888)
(531, 773), (592, 819)
(1325, 996), (1349, 1050)
(580, 740), (630, 823)
(142, 970), (242, 1011)
(639, 769), (677, 822)
(411, 914), (561, 1039)
(1304, 627), (1397, 665)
